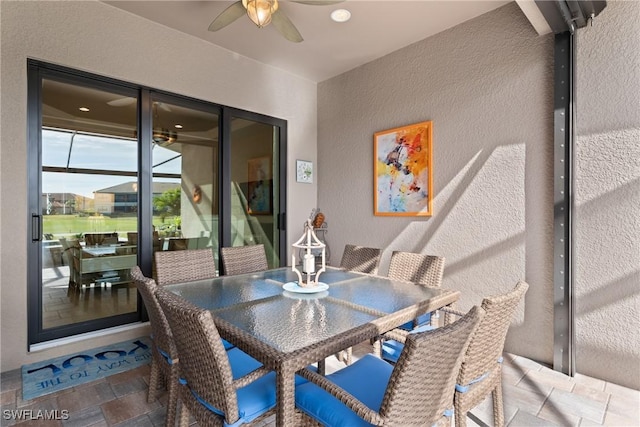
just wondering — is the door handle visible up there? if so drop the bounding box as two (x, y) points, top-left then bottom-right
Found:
(278, 212), (286, 231)
(32, 214), (42, 242)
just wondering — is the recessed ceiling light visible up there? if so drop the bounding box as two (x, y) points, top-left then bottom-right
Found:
(79, 107), (90, 112)
(174, 124), (183, 129)
(331, 9), (351, 23)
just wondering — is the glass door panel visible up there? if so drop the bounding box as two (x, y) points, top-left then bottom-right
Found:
(40, 79), (138, 330)
(229, 117), (280, 268)
(151, 98), (220, 271)
(29, 62), (285, 345)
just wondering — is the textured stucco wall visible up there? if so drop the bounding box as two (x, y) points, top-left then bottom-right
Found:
(318, 3), (555, 363)
(574, 0), (640, 389)
(0, 0), (317, 372)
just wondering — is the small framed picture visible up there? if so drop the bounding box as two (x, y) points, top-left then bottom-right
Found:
(296, 160), (313, 184)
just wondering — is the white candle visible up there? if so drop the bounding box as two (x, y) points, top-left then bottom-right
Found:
(303, 253), (315, 274)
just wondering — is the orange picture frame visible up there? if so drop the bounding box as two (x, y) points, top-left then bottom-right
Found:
(374, 121), (433, 216)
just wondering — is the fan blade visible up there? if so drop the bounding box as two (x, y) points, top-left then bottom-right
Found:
(156, 102), (172, 113)
(208, 1), (246, 32)
(107, 97), (136, 107)
(271, 10), (303, 43)
(290, 1), (345, 5)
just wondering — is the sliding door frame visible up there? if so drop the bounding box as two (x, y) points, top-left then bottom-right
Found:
(27, 60), (287, 346)
(220, 107), (288, 264)
(27, 61), (142, 344)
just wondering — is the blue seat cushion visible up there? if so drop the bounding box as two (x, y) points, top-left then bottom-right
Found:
(398, 312), (431, 331)
(189, 347), (312, 427)
(222, 339), (235, 350)
(382, 324), (434, 364)
(295, 354), (394, 427)
(380, 340), (404, 364)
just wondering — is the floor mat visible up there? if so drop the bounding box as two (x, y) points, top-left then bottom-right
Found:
(22, 336), (152, 401)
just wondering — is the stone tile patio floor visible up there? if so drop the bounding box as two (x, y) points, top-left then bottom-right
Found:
(1, 343), (638, 427)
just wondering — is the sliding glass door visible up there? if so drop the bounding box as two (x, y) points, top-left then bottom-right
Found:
(28, 62), (287, 345)
(150, 95), (221, 270)
(228, 112), (284, 267)
(31, 73), (142, 341)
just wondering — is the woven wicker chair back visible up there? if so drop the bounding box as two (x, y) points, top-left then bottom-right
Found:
(381, 306), (484, 423)
(131, 268), (181, 427)
(59, 238), (77, 283)
(339, 244), (381, 274)
(84, 232), (118, 246)
(154, 248), (217, 286)
(155, 287), (239, 421)
(387, 251), (445, 288)
(220, 244), (268, 276)
(458, 281), (529, 385)
(130, 267), (177, 361)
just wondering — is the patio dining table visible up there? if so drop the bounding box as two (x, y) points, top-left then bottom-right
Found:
(164, 266), (460, 427)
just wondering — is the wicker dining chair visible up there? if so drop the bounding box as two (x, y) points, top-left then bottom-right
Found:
(388, 251), (445, 330)
(130, 266), (180, 427)
(295, 306), (484, 427)
(154, 248), (217, 286)
(220, 244), (268, 276)
(84, 232), (119, 246)
(452, 281), (529, 427)
(59, 237), (80, 290)
(381, 281), (529, 427)
(339, 244), (381, 275)
(154, 286), (279, 427)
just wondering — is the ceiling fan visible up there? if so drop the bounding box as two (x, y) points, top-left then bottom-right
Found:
(107, 98), (172, 112)
(208, 0), (344, 43)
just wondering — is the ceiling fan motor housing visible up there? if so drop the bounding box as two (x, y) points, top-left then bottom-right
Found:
(243, 0), (279, 28)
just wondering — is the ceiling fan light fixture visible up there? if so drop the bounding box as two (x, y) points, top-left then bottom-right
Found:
(153, 128), (179, 146)
(244, 0), (278, 28)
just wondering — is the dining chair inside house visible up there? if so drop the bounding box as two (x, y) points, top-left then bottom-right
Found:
(220, 244), (268, 276)
(130, 266), (180, 427)
(336, 244), (382, 365)
(84, 232), (119, 246)
(60, 237), (96, 292)
(381, 281), (529, 427)
(295, 306), (484, 427)
(127, 232), (137, 245)
(154, 286), (280, 427)
(168, 238), (188, 251)
(59, 237), (78, 291)
(153, 248), (217, 287)
(152, 231), (164, 253)
(126, 232), (138, 253)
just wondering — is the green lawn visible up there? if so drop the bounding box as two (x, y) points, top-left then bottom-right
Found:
(43, 214), (178, 238)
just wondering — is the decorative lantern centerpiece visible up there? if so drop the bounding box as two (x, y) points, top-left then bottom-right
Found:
(292, 216), (326, 288)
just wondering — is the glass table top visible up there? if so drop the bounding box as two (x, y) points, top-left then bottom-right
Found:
(165, 267), (451, 354)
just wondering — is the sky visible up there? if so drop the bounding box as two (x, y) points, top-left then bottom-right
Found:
(42, 129), (180, 198)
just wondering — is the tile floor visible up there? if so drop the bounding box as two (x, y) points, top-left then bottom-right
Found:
(42, 266), (137, 329)
(1, 343), (638, 427)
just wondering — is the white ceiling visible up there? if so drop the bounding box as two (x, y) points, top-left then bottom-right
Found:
(103, 1), (516, 82)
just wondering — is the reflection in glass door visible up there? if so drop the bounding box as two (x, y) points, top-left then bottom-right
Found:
(228, 116), (282, 268)
(29, 61), (286, 345)
(151, 97), (220, 270)
(40, 78), (139, 331)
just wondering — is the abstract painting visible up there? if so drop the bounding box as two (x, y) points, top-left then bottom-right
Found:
(247, 156), (272, 214)
(374, 121), (433, 216)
